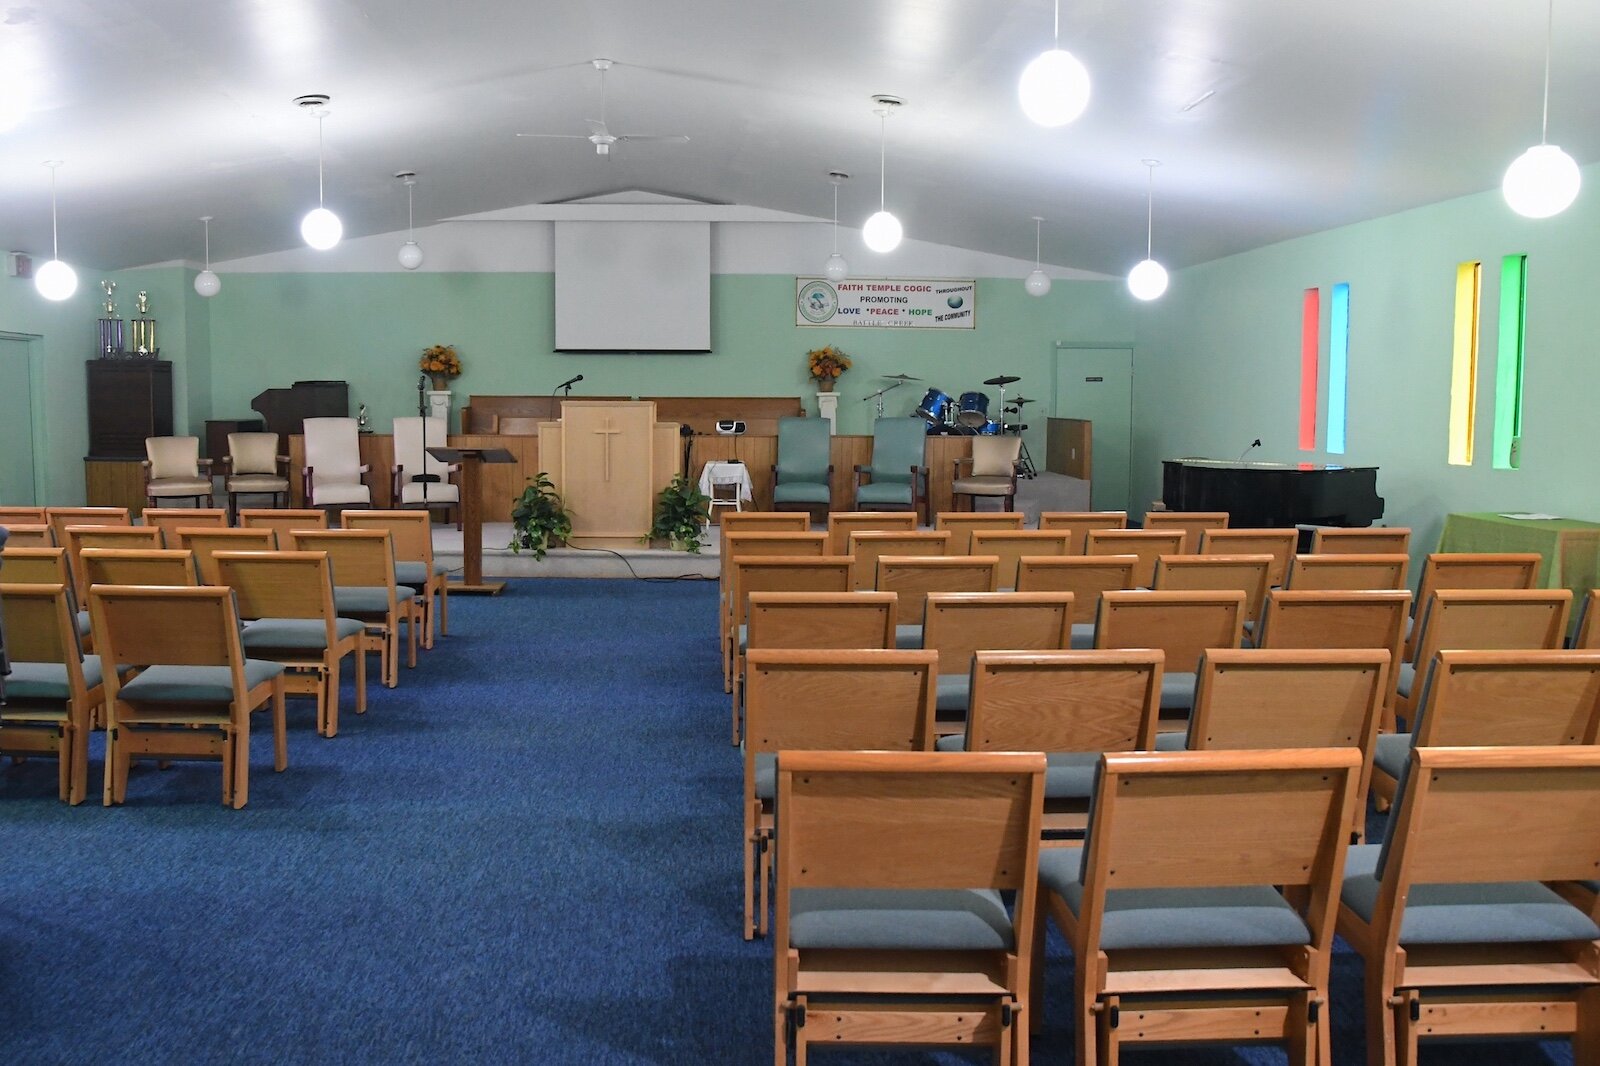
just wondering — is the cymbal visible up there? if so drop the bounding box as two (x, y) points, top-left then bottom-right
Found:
(982, 374), (1021, 386)
(1009, 395), (1036, 406)
(882, 373), (922, 381)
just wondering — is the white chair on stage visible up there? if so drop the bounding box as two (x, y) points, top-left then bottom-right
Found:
(699, 460), (751, 518)
(301, 418), (371, 510)
(392, 417), (459, 525)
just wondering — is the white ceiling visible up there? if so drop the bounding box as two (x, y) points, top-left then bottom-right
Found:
(1, 0), (1596, 275)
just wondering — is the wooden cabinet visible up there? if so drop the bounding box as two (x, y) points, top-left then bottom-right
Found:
(84, 458), (149, 515)
(87, 360), (173, 458)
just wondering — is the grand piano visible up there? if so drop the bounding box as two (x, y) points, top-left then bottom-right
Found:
(1162, 459), (1384, 529)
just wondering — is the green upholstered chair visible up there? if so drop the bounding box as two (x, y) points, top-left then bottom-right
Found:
(1337, 746), (1600, 1066)
(771, 417), (832, 514)
(853, 417), (928, 520)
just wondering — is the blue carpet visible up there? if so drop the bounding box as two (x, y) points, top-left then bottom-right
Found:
(0, 579), (1576, 1064)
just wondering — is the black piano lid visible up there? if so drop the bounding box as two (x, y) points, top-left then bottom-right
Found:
(1165, 458), (1377, 472)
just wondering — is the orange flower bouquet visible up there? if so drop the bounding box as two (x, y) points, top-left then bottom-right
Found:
(420, 344), (462, 390)
(806, 345), (851, 392)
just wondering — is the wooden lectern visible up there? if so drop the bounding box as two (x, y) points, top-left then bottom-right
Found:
(427, 446), (514, 594)
(538, 401), (681, 548)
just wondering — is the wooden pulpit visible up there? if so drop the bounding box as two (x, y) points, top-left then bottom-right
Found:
(427, 446), (514, 594)
(538, 401), (681, 547)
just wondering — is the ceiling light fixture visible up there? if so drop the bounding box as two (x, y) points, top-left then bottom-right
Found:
(396, 171), (424, 270)
(296, 94), (343, 250)
(824, 171), (849, 282)
(1024, 216), (1051, 297)
(1502, 0), (1580, 218)
(194, 216), (221, 298)
(1127, 160), (1169, 302)
(34, 161), (77, 302)
(862, 98), (903, 254)
(1018, 0), (1091, 127)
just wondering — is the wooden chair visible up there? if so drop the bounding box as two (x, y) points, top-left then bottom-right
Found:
(773, 750), (1044, 1064)
(846, 529), (950, 590)
(0, 506), (48, 526)
(46, 506), (130, 547)
(728, 556), (854, 743)
(238, 507), (329, 546)
(718, 531), (827, 690)
(142, 507), (228, 546)
(1395, 588), (1571, 729)
(825, 511), (917, 556)
(1285, 552), (1409, 591)
(1094, 589), (1246, 729)
(1038, 511), (1128, 553)
(1370, 649), (1600, 810)
(921, 592), (1073, 733)
(286, 529), (418, 689)
(950, 436), (1022, 511)
(969, 530), (1072, 589)
(1200, 527), (1298, 587)
(1257, 591), (1410, 728)
(876, 555), (1000, 626)
(935, 511), (1025, 554)
(1579, 589), (1600, 650)
(1143, 509), (1229, 552)
(214, 550), (367, 738)
(1084, 528), (1184, 586)
(1153, 553), (1273, 623)
(719, 512), (810, 535)
(1406, 551), (1542, 658)
(174, 527), (277, 585)
(954, 648), (1163, 837)
(0, 547), (86, 643)
(0, 582), (107, 804)
(1016, 554), (1138, 651)
(0, 524), (53, 547)
(1337, 746), (1600, 1066)
(1042, 748), (1361, 1066)
(1179, 647), (1390, 841)
(1310, 526), (1411, 555)
(744, 592), (896, 655)
(343, 509), (450, 647)
(82, 548), (199, 587)
(90, 584), (287, 809)
(63, 526), (164, 602)
(743, 648), (937, 939)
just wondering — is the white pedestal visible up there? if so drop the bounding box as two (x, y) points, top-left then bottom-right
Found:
(817, 392), (839, 435)
(427, 390), (452, 430)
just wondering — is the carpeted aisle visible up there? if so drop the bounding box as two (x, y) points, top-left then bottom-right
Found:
(0, 579), (1574, 1064)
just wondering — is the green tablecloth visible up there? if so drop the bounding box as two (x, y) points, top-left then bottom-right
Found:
(1437, 512), (1600, 605)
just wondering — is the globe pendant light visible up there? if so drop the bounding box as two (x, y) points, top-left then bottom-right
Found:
(1503, 0), (1580, 219)
(1018, 0), (1091, 128)
(34, 161), (77, 302)
(1024, 216), (1051, 297)
(823, 171), (849, 282)
(396, 171), (424, 270)
(297, 95), (343, 250)
(862, 99), (904, 253)
(194, 216), (221, 297)
(1127, 160), (1169, 302)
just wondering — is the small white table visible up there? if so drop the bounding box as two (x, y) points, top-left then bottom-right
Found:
(699, 460), (753, 514)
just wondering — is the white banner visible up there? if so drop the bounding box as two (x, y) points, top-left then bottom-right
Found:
(796, 277), (977, 329)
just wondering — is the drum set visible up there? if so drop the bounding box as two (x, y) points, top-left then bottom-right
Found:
(863, 372), (1038, 476)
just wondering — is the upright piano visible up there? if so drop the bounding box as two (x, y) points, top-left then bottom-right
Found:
(1161, 459), (1384, 529)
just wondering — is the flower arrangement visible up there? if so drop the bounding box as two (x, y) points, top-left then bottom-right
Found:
(420, 344), (462, 389)
(806, 345), (851, 392)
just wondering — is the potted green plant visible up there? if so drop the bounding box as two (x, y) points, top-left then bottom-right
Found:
(649, 473), (710, 552)
(508, 472), (573, 559)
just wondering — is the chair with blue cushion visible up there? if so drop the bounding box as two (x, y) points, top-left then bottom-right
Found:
(1284, 551), (1409, 592)
(920, 591), (1074, 734)
(1094, 588), (1247, 735)
(0, 547), (89, 641)
(1579, 588), (1600, 650)
(174, 526), (276, 585)
(342, 510), (450, 648)
(969, 529), (1072, 589)
(717, 531), (828, 694)
(1337, 745), (1600, 1066)
(1038, 510), (1128, 553)
(1041, 747), (1361, 1066)
(1016, 553), (1138, 651)
(770, 417), (832, 517)
(946, 648), (1162, 837)
(773, 749), (1045, 1065)
(852, 417), (927, 520)
(213, 550), (366, 738)
(82, 548), (199, 588)
(237, 507), (328, 546)
(0, 582), (108, 804)
(742, 648), (936, 941)
(286, 528), (417, 689)
(934, 510), (1024, 554)
(90, 584), (286, 809)
(825, 510), (918, 555)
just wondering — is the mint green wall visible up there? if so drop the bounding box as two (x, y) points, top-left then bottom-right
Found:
(205, 273), (1136, 453)
(0, 272), (104, 505)
(1133, 164), (1600, 559)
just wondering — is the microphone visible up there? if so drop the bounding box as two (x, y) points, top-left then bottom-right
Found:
(1238, 438), (1262, 462)
(553, 373), (584, 395)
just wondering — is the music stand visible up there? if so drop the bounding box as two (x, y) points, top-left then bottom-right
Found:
(426, 446), (514, 594)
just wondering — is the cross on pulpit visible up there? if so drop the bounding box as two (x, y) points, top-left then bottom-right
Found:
(592, 418), (623, 481)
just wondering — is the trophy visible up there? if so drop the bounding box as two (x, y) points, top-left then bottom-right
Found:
(97, 280), (124, 357)
(129, 289), (158, 357)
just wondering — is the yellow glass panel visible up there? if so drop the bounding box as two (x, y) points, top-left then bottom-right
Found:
(1448, 262), (1481, 466)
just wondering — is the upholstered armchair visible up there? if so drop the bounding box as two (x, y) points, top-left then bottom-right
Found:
(143, 436), (213, 508)
(223, 432), (291, 516)
(853, 417), (928, 521)
(301, 418), (371, 510)
(770, 417), (832, 516)
(951, 436), (1022, 511)
(391, 417), (459, 524)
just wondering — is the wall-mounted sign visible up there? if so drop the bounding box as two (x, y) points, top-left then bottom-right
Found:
(796, 277), (977, 329)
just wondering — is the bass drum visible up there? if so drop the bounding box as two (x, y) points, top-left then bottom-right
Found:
(975, 420), (1002, 435)
(956, 391), (990, 428)
(915, 388), (953, 426)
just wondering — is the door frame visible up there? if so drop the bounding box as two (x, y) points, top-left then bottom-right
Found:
(1053, 342), (1135, 511)
(0, 332), (48, 505)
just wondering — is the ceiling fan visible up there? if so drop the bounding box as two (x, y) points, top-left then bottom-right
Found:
(517, 58), (690, 157)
